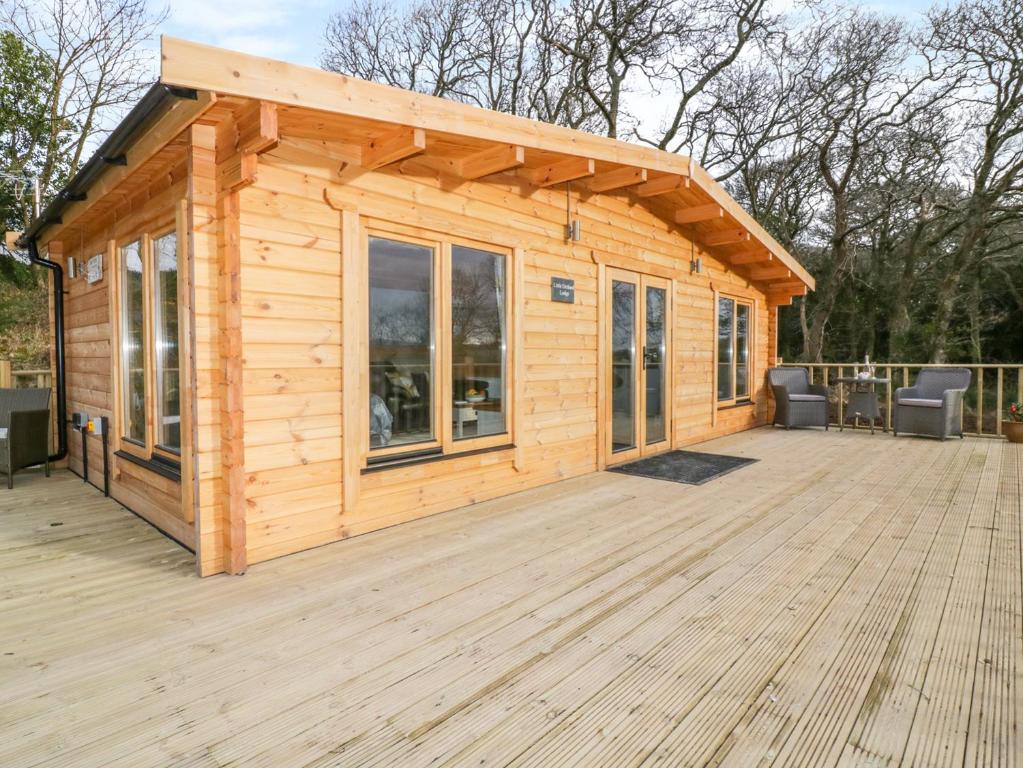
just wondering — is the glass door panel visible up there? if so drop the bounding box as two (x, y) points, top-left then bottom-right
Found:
(606, 269), (671, 464)
(611, 279), (637, 454)
(644, 286), (666, 445)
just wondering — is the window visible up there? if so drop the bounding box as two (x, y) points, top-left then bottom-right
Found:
(117, 231), (182, 463)
(451, 245), (507, 440)
(120, 241), (146, 444)
(717, 295), (753, 404)
(366, 228), (511, 460)
(368, 235), (436, 450)
(153, 233), (181, 452)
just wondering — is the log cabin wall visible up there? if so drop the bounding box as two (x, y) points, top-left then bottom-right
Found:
(223, 128), (776, 569)
(53, 153), (192, 549)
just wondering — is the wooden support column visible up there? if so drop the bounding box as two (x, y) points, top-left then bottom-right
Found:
(176, 199), (197, 539)
(218, 187), (247, 574)
(187, 122), (223, 576)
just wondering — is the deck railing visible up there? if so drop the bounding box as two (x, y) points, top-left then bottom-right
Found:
(0, 360), (52, 390)
(777, 361), (1023, 437)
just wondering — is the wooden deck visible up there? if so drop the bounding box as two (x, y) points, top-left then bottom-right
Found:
(1, 428), (1019, 767)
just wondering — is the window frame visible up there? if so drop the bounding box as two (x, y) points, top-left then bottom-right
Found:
(151, 227), (182, 458)
(361, 221), (514, 466)
(716, 294), (755, 406)
(113, 225), (184, 466)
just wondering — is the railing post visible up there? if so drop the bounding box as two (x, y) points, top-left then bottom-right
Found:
(885, 365), (892, 433)
(0, 359), (9, 388)
(996, 367), (1003, 437)
(977, 367), (984, 436)
(838, 366), (844, 427)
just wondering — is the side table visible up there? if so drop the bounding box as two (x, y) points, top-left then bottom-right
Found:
(834, 376), (891, 434)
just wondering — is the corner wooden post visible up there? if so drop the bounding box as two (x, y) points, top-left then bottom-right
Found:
(219, 188), (247, 574)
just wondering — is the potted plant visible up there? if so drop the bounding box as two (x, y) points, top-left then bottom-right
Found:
(1005, 401), (1023, 444)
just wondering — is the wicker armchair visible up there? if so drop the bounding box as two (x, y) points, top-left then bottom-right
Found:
(768, 368), (829, 430)
(0, 388), (51, 488)
(893, 368), (971, 440)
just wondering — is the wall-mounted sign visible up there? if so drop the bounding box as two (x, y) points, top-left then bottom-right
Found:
(86, 254), (103, 284)
(551, 277), (575, 303)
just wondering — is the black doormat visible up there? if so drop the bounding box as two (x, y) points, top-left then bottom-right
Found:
(608, 450), (757, 485)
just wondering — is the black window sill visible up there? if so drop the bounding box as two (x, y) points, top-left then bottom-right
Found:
(115, 450), (182, 482)
(717, 400), (756, 411)
(362, 443), (514, 474)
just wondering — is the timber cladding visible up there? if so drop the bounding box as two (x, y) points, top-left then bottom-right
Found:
(220, 132), (772, 572)
(33, 39), (809, 576)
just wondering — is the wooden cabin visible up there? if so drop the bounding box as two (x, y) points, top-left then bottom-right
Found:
(23, 37), (813, 576)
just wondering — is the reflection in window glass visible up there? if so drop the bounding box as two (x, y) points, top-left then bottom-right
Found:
(451, 245), (506, 440)
(368, 236), (434, 449)
(154, 233), (180, 452)
(645, 286), (666, 444)
(121, 241), (146, 444)
(717, 297), (734, 401)
(611, 281), (636, 452)
(735, 303), (750, 400)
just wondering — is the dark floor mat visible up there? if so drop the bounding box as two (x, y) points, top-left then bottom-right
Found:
(607, 449), (757, 485)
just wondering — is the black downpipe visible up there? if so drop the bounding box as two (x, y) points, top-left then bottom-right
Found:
(25, 237), (68, 462)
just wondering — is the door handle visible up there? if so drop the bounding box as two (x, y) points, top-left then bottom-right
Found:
(642, 346), (647, 370)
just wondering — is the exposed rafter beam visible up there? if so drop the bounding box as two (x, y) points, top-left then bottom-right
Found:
(703, 229), (750, 247)
(588, 166), (647, 193)
(361, 126), (426, 169)
(748, 264), (791, 281)
(730, 250), (772, 264)
(635, 174), (688, 197)
(455, 144), (525, 179)
(674, 204), (724, 225)
(527, 157), (595, 187)
(768, 281), (809, 295)
(237, 100), (279, 154)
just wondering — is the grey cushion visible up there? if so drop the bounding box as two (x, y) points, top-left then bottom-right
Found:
(899, 397), (943, 408)
(789, 394), (826, 402)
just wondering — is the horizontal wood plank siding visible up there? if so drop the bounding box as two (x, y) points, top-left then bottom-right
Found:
(233, 132), (774, 566)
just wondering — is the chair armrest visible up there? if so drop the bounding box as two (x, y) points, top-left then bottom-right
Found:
(942, 388), (967, 408)
(809, 383), (828, 398)
(894, 386), (920, 403)
(770, 383), (791, 402)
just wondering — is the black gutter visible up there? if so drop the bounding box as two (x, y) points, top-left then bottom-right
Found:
(24, 237), (67, 462)
(18, 83), (198, 246)
(15, 82), (199, 463)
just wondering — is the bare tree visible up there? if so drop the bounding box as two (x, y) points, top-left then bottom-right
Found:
(640, 0), (779, 153)
(923, 0), (1023, 362)
(1, 0), (164, 199)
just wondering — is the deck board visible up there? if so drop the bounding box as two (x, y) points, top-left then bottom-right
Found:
(0, 428), (1019, 767)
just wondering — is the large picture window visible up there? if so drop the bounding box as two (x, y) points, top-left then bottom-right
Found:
(117, 231), (182, 463)
(717, 295), (753, 404)
(366, 228), (511, 460)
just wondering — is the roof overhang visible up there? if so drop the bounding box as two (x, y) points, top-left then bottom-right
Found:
(23, 36), (813, 300)
(158, 36), (812, 297)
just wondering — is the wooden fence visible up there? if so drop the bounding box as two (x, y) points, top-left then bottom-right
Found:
(0, 360), (52, 390)
(778, 362), (1023, 438)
